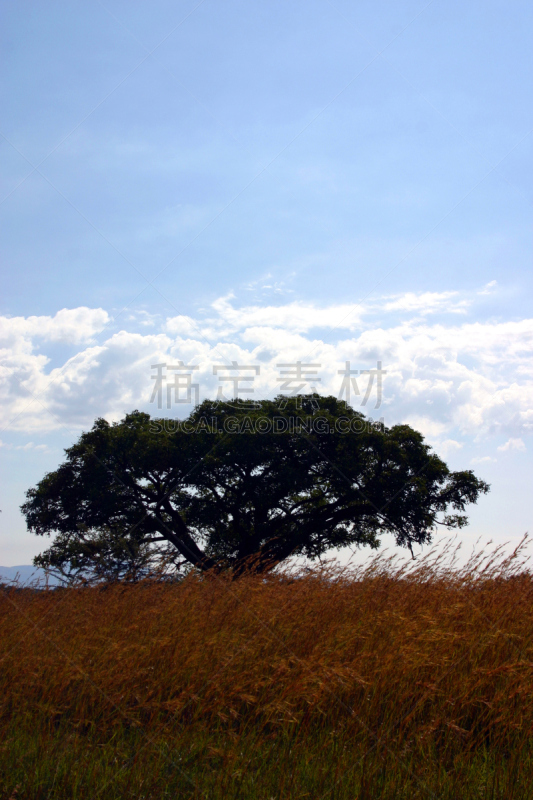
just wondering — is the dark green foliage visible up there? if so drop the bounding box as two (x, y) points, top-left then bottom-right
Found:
(22, 395), (489, 579)
(33, 524), (183, 584)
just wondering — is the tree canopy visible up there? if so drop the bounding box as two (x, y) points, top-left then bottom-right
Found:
(22, 396), (490, 581)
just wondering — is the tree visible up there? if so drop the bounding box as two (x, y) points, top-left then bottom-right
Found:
(22, 395), (489, 579)
(33, 524), (186, 585)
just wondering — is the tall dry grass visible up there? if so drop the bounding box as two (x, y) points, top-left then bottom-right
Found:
(1, 539), (533, 799)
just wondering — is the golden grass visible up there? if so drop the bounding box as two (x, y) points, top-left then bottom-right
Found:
(1, 540), (533, 798)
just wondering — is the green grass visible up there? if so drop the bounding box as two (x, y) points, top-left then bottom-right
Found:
(2, 717), (532, 799)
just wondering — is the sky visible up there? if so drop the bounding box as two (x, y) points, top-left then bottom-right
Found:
(1, 0), (532, 567)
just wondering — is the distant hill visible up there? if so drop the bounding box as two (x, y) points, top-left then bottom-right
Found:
(0, 565), (59, 586)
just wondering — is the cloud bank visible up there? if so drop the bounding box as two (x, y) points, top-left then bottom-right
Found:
(1, 292), (532, 453)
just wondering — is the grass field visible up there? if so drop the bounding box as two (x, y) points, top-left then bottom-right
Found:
(1, 542), (532, 799)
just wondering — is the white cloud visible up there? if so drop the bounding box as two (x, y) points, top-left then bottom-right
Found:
(164, 315), (205, 338)
(471, 456), (497, 464)
(1, 292), (533, 443)
(0, 440), (49, 451)
(478, 280), (498, 295)
(401, 416), (449, 439)
(165, 289), (475, 340)
(382, 291), (469, 315)
(498, 438), (526, 452)
(437, 439), (464, 455)
(0, 307), (110, 350)
(125, 310), (158, 328)
(187, 294), (366, 335)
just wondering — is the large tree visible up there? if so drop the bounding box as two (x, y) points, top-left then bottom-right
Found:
(22, 396), (489, 580)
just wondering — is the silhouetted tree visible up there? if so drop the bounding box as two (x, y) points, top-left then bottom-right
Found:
(22, 396), (489, 580)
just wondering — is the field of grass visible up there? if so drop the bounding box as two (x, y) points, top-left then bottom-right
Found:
(1, 542), (533, 799)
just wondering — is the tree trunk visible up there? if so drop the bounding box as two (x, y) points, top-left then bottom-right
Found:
(156, 503), (218, 572)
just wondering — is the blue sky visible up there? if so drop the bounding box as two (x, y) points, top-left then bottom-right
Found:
(1, 0), (532, 566)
